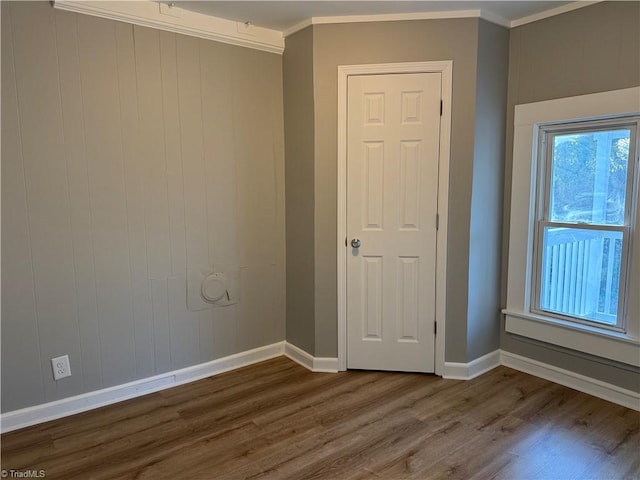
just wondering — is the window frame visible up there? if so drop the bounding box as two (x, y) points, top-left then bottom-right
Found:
(530, 119), (639, 333)
(503, 87), (640, 367)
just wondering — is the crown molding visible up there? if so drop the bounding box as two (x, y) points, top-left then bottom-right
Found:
(283, 18), (314, 38)
(310, 9), (500, 26)
(509, 1), (603, 28)
(283, 2), (603, 37)
(283, 9), (511, 37)
(52, 1), (284, 55)
(55, 1), (602, 47)
(479, 9), (513, 28)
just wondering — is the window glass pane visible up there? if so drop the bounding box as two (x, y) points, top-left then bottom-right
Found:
(539, 227), (622, 326)
(549, 129), (631, 225)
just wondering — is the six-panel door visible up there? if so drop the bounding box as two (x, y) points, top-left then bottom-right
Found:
(347, 73), (441, 372)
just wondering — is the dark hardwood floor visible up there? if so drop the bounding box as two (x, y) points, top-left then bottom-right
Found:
(1, 357), (638, 479)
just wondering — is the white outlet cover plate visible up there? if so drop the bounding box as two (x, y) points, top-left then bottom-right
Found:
(51, 355), (71, 381)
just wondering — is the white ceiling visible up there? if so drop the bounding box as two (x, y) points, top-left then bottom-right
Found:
(178, 1), (576, 31)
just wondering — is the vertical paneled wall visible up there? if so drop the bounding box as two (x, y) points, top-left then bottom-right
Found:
(1, 2), (285, 412)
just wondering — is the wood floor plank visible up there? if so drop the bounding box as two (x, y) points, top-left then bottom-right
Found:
(2, 357), (638, 480)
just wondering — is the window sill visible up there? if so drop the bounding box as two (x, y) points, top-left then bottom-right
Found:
(503, 309), (640, 367)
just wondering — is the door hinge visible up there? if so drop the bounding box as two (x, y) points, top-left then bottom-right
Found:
(440, 100), (443, 116)
(435, 213), (440, 231)
(434, 321), (437, 335)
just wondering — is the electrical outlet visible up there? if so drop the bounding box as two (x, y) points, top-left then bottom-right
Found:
(51, 355), (71, 381)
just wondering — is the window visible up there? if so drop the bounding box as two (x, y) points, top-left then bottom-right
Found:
(532, 121), (638, 331)
(503, 87), (640, 366)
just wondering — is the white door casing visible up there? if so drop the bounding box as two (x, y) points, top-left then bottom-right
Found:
(337, 61), (452, 375)
(346, 73), (440, 372)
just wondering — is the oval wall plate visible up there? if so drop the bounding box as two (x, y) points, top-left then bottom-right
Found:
(201, 273), (227, 303)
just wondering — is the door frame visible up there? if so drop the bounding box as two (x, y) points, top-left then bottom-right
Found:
(337, 61), (453, 375)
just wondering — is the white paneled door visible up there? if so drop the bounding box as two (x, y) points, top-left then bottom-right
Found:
(347, 73), (441, 372)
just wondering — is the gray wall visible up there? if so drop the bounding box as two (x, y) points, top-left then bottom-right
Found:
(467, 21), (509, 361)
(310, 19), (482, 360)
(501, 1), (640, 390)
(284, 18), (511, 362)
(283, 27), (316, 354)
(1, 1), (286, 412)
(5, 1), (633, 415)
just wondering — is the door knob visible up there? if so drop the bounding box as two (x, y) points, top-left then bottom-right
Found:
(351, 238), (362, 248)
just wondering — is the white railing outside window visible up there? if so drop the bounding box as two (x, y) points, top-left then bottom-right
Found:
(540, 228), (621, 325)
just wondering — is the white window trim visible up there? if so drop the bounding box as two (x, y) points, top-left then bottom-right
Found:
(504, 87), (640, 367)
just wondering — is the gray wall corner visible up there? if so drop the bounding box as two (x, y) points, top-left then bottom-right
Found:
(466, 19), (510, 362)
(283, 26), (317, 355)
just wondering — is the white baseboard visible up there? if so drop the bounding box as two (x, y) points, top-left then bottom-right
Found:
(501, 350), (640, 411)
(284, 342), (339, 373)
(4, 342), (636, 433)
(441, 349), (639, 410)
(442, 349), (501, 380)
(1, 342), (285, 433)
